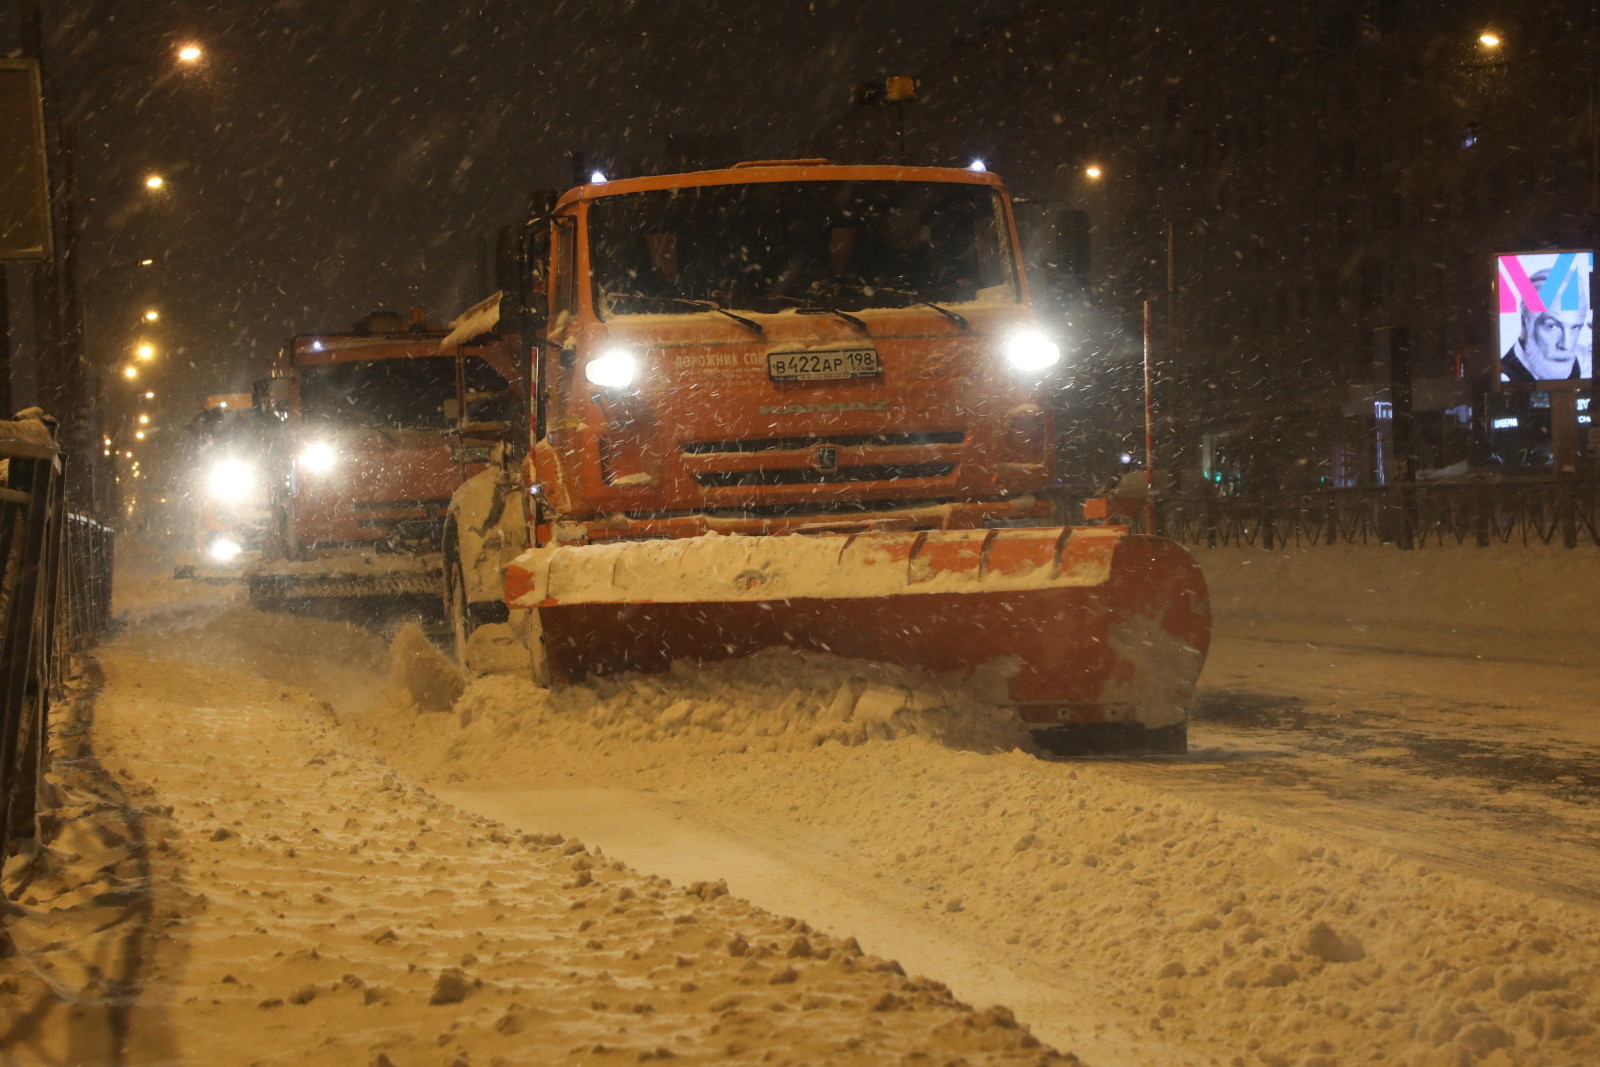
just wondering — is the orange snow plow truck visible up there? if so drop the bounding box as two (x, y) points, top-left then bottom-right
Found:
(250, 309), (496, 603)
(440, 161), (1210, 755)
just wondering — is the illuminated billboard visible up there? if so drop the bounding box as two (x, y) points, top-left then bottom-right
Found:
(1497, 251), (1592, 385)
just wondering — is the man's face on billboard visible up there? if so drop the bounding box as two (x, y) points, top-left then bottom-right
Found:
(1523, 308), (1587, 378)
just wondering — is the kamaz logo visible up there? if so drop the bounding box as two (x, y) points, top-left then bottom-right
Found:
(759, 401), (892, 416)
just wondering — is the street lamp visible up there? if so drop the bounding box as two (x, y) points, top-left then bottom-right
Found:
(144, 174), (164, 190)
(135, 342), (155, 360)
(176, 45), (203, 64)
(142, 308), (159, 322)
(1478, 32), (1502, 48)
(122, 365), (138, 380)
(1085, 165), (1104, 180)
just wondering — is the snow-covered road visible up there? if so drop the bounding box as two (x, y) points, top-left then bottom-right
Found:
(5, 541), (1600, 1066)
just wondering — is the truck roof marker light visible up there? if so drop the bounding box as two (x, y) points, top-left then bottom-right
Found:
(590, 170), (608, 184)
(584, 348), (637, 389)
(968, 159), (986, 172)
(1003, 329), (1062, 373)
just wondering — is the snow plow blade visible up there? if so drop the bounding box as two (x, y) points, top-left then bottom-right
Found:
(247, 554), (443, 604)
(506, 527), (1209, 756)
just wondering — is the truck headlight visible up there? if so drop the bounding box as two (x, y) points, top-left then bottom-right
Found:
(299, 441), (338, 473)
(584, 348), (638, 389)
(1003, 330), (1061, 373)
(206, 459), (256, 502)
(208, 537), (242, 562)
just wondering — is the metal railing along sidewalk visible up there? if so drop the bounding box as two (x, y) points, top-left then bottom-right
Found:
(0, 416), (114, 868)
(1111, 481), (1600, 551)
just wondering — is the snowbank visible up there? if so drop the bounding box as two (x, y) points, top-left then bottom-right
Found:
(359, 604), (1600, 1067)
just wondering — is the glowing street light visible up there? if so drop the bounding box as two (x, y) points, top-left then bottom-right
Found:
(1085, 165), (1104, 180)
(136, 343), (155, 360)
(177, 44), (203, 63)
(139, 258), (154, 267)
(143, 391), (155, 399)
(145, 175), (165, 190)
(143, 309), (160, 322)
(1478, 32), (1501, 48)
(135, 430), (146, 441)
(138, 414), (150, 425)
(123, 366), (139, 380)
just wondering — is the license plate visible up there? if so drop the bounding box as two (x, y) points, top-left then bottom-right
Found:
(767, 347), (882, 382)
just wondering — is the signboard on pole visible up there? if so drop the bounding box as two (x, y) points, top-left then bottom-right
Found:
(1496, 251), (1593, 385)
(0, 59), (52, 262)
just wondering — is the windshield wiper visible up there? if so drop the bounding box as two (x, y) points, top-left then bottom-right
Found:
(868, 283), (970, 330)
(905, 297), (968, 330)
(601, 289), (765, 337)
(796, 305), (869, 333)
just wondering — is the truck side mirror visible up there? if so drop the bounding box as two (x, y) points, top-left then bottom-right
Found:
(494, 224), (524, 298)
(267, 377), (290, 411)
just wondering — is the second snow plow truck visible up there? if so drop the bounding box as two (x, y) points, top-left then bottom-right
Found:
(251, 309), (502, 604)
(442, 160), (1209, 754)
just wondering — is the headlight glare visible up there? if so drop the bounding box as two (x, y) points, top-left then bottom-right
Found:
(1004, 330), (1061, 373)
(206, 459), (255, 502)
(299, 441), (338, 473)
(208, 537), (242, 562)
(584, 348), (638, 389)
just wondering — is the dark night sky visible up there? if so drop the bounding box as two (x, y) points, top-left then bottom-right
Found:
(26, 0), (1032, 417)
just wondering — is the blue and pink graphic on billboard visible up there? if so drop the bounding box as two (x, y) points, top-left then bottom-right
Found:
(1497, 251), (1592, 384)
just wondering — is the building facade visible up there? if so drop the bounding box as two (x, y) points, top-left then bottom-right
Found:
(820, 0), (1598, 490)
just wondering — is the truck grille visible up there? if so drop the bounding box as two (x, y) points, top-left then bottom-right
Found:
(695, 462), (956, 487)
(682, 432), (963, 454)
(683, 431), (963, 490)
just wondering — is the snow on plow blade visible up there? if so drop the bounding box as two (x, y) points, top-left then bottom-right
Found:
(247, 554), (443, 603)
(507, 527), (1210, 756)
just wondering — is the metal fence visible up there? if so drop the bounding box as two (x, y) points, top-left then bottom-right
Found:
(0, 419), (114, 863)
(1131, 481), (1600, 550)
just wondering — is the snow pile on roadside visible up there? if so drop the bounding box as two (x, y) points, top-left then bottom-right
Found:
(411, 646), (1033, 773)
(1198, 543), (1600, 649)
(387, 622), (465, 712)
(682, 738), (1600, 1067)
(371, 671), (1600, 1067)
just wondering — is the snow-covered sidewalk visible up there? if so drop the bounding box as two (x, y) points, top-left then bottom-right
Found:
(1, 608), (1068, 1064)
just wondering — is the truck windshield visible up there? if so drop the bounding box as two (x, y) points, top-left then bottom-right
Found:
(300, 356), (506, 430)
(587, 180), (1017, 318)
